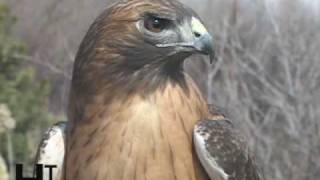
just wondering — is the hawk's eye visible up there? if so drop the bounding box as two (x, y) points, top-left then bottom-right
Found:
(144, 16), (170, 33)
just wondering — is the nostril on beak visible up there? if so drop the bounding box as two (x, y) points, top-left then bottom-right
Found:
(194, 31), (201, 38)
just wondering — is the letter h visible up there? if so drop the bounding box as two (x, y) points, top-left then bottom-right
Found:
(16, 164), (43, 180)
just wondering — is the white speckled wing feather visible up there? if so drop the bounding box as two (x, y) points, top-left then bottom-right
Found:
(34, 122), (67, 180)
(193, 119), (263, 180)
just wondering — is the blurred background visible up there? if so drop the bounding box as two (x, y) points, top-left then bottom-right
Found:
(0, 0), (319, 179)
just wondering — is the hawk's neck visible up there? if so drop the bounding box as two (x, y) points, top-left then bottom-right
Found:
(66, 76), (211, 180)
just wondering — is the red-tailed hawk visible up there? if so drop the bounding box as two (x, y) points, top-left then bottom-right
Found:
(35, 0), (263, 180)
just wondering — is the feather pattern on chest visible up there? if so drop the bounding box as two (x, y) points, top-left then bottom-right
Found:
(66, 77), (211, 180)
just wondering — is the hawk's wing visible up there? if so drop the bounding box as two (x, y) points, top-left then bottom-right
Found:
(34, 122), (67, 180)
(34, 114), (262, 180)
(194, 117), (263, 180)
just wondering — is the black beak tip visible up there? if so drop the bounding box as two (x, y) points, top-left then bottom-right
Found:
(200, 45), (215, 64)
(209, 50), (216, 64)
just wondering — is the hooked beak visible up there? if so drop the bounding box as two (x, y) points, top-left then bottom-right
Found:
(156, 17), (215, 63)
(192, 32), (215, 63)
(189, 17), (215, 63)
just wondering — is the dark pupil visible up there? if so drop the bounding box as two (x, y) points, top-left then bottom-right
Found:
(152, 18), (162, 29)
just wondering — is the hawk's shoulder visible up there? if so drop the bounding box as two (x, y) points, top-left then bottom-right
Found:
(194, 108), (263, 180)
(34, 122), (67, 180)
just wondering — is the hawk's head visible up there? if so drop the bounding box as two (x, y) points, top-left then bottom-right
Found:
(103, 0), (215, 63)
(71, 0), (214, 101)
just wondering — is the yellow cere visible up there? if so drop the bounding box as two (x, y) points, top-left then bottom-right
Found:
(191, 17), (208, 36)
